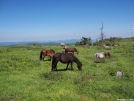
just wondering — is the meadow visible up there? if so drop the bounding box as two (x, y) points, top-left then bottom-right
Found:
(0, 39), (134, 101)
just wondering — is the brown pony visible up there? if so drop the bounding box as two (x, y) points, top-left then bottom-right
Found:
(63, 48), (79, 54)
(40, 49), (55, 61)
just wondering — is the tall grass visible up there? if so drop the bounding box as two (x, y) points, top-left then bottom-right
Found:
(0, 40), (134, 101)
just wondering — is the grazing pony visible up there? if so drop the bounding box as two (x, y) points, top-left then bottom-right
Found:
(51, 53), (82, 71)
(94, 52), (105, 63)
(63, 48), (79, 54)
(40, 49), (55, 61)
(112, 43), (119, 46)
(103, 45), (111, 49)
(94, 51), (111, 62)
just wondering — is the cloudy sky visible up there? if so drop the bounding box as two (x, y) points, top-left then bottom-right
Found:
(0, 0), (134, 42)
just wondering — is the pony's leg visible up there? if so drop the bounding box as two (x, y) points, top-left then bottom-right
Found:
(103, 58), (105, 63)
(94, 56), (97, 63)
(51, 61), (54, 71)
(70, 62), (73, 70)
(94, 57), (99, 63)
(51, 65), (54, 71)
(52, 64), (56, 71)
(52, 62), (57, 71)
(54, 63), (58, 71)
(42, 56), (45, 61)
(52, 58), (56, 71)
(94, 59), (96, 62)
(40, 56), (42, 61)
(66, 63), (69, 70)
(54, 61), (59, 71)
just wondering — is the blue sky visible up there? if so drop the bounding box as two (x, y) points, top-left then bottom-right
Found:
(0, 0), (134, 42)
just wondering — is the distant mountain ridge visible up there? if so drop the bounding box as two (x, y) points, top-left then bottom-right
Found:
(51, 39), (81, 43)
(0, 39), (96, 46)
(0, 39), (81, 46)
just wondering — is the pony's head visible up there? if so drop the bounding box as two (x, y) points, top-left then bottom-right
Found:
(107, 52), (111, 57)
(75, 49), (79, 54)
(102, 52), (106, 57)
(103, 52), (111, 57)
(77, 61), (82, 70)
(74, 48), (79, 54)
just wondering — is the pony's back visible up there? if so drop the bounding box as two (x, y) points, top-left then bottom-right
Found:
(50, 49), (55, 53)
(65, 48), (79, 54)
(94, 52), (105, 62)
(53, 53), (78, 62)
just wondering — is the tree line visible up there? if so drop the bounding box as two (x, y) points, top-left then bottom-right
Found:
(75, 37), (134, 46)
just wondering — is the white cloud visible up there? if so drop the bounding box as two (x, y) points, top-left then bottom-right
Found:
(132, 28), (134, 30)
(70, 34), (79, 36)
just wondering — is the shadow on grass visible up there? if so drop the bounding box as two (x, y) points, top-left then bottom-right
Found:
(43, 59), (51, 61)
(54, 68), (76, 71)
(55, 68), (67, 71)
(40, 59), (51, 61)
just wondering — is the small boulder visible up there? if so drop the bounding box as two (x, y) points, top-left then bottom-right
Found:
(116, 71), (122, 77)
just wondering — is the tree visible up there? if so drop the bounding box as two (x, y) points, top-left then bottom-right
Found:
(97, 23), (105, 45)
(88, 37), (91, 43)
(32, 43), (36, 46)
(80, 37), (92, 45)
(75, 42), (80, 46)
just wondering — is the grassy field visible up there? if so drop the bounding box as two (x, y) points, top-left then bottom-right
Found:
(0, 39), (134, 101)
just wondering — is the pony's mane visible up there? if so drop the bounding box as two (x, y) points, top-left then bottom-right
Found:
(50, 49), (55, 53)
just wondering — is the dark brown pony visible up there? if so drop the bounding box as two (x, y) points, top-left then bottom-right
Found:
(40, 49), (55, 61)
(63, 48), (79, 54)
(51, 53), (82, 71)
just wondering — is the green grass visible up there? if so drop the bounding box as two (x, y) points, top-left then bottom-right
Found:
(0, 39), (134, 101)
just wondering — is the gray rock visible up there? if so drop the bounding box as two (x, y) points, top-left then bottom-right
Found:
(116, 71), (122, 77)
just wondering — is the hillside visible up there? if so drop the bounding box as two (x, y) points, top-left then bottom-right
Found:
(0, 38), (134, 101)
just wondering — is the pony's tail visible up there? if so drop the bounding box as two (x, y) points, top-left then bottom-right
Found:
(40, 50), (43, 60)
